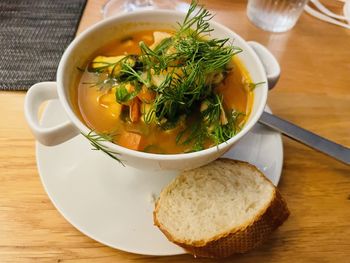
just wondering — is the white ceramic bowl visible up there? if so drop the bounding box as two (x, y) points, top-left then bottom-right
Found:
(24, 10), (280, 171)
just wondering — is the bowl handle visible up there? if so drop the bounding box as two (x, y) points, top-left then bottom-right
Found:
(24, 82), (80, 146)
(247, 41), (281, 89)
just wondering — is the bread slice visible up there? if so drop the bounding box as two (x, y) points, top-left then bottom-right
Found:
(154, 159), (289, 258)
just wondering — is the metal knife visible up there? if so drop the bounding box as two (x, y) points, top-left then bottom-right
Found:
(259, 111), (350, 165)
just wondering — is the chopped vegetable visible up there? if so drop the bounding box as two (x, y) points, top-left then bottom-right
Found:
(77, 1), (256, 154)
(118, 131), (143, 151)
(129, 98), (141, 123)
(91, 55), (125, 74)
(98, 88), (122, 119)
(137, 85), (156, 103)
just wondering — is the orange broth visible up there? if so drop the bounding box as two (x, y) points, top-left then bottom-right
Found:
(73, 30), (253, 154)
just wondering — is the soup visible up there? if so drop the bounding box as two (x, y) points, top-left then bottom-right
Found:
(73, 6), (254, 154)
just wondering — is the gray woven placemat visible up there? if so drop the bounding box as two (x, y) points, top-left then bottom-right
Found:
(0, 0), (87, 91)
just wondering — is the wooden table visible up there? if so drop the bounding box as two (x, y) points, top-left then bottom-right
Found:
(1, 0), (349, 262)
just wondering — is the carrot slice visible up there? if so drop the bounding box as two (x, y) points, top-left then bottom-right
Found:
(129, 98), (140, 123)
(137, 85), (156, 103)
(118, 131), (143, 151)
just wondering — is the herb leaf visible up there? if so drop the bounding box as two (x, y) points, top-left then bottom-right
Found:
(82, 131), (124, 166)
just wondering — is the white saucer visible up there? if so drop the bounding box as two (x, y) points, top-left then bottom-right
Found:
(36, 100), (283, 256)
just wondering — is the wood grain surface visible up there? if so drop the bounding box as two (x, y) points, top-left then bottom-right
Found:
(0, 0), (349, 262)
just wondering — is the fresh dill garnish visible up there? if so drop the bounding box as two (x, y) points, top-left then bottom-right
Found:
(135, 0), (242, 129)
(230, 110), (246, 133)
(80, 0), (254, 154)
(176, 121), (207, 152)
(82, 131), (124, 166)
(248, 81), (265, 91)
(176, 94), (246, 151)
(120, 62), (150, 87)
(139, 41), (172, 74)
(177, 1), (213, 37)
(201, 94), (222, 126)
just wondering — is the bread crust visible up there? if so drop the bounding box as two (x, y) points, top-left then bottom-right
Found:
(154, 159), (290, 258)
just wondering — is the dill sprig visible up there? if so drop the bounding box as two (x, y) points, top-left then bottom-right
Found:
(81, 1), (252, 154)
(82, 131), (124, 166)
(247, 81), (265, 91)
(176, 95), (246, 151)
(120, 62), (150, 87)
(176, 121), (208, 152)
(177, 0), (213, 37)
(201, 94), (222, 125)
(135, 0), (245, 149)
(136, 1), (242, 129)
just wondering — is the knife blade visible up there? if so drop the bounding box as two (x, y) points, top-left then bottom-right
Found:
(258, 111), (350, 165)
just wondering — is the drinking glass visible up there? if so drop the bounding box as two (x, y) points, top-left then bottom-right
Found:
(247, 0), (309, 32)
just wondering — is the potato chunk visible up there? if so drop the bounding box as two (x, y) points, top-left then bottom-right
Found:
(91, 55), (125, 74)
